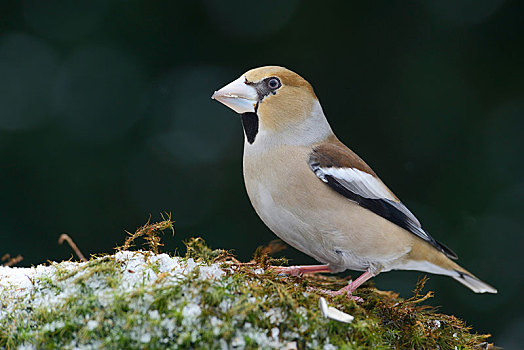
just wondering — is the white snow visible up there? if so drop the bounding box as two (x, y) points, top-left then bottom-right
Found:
(140, 333), (151, 343)
(0, 251), (226, 313)
(86, 320), (98, 331)
(182, 303), (202, 321)
(0, 251), (226, 348)
(271, 327), (280, 338)
(0, 250), (341, 349)
(265, 307), (285, 324)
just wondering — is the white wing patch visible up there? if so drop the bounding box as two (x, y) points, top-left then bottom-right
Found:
(317, 167), (396, 201)
(314, 166), (422, 229)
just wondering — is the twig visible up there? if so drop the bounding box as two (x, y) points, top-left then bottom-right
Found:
(260, 239), (287, 255)
(401, 276), (434, 305)
(121, 213), (174, 254)
(58, 234), (87, 262)
(2, 253), (24, 267)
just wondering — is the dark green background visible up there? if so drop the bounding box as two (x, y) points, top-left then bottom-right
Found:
(1, 1), (522, 347)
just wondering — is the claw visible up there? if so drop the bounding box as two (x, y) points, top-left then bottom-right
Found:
(316, 287), (364, 302)
(270, 264), (331, 277)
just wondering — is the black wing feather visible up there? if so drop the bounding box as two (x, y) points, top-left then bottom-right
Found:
(320, 172), (458, 260)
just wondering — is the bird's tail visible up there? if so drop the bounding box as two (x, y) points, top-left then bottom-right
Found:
(450, 263), (497, 294)
(403, 241), (497, 294)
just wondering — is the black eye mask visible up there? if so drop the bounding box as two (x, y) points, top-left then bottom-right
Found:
(247, 77), (282, 101)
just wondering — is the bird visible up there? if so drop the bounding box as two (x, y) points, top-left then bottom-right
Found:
(211, 66), (497, 296)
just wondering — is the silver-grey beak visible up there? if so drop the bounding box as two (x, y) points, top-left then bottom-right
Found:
(212, 76), (258, 114)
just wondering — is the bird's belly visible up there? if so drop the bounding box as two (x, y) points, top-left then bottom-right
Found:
(242, 146), (413, 272)
(246, 178), (342, 267)
(243, 172), (377, 271)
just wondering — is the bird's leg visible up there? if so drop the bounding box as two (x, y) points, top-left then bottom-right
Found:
(333, 270), (374, 294)
(318, 270), (376, 302)
(270, 264), (331, 277)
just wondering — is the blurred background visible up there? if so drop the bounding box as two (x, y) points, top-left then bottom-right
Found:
(1, 0), (523, 347)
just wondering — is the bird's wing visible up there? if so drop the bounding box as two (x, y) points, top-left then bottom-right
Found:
(308, 141), (457, 259)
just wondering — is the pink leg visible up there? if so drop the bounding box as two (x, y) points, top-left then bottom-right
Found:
(333, 270), (375, 294)
(318, 270), (375, 302)
(271, 264), (331, 277)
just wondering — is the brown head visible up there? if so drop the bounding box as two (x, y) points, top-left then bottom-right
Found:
(212, 66), (321, 141)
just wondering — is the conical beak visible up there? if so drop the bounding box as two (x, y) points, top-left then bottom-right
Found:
(212, 76), (258, 114)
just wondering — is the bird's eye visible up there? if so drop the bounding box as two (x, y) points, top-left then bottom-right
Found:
(267, 77), (281, 90)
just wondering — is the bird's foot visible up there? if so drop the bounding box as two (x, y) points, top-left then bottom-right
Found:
(323, 287), (364, 302)
(307, 286), (364, 302)
(270, 264), (331, 277)
(315, 270), (375, 302)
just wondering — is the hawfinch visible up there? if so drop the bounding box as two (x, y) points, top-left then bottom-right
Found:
(212, 66), (497, 296)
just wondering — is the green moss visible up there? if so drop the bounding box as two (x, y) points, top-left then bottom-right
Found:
(184, 237), (230, 264)
(0, 232), (495, 349)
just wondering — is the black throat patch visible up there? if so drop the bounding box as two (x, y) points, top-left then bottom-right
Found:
(241, 112), (259, 144)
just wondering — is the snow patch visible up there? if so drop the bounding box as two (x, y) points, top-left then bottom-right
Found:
(0, 250), (341, 349)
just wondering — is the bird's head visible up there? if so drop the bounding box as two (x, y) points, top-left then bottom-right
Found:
(212, 66), (331, 145)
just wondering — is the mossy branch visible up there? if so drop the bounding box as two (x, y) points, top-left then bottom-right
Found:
(0, 219), (497, 349)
